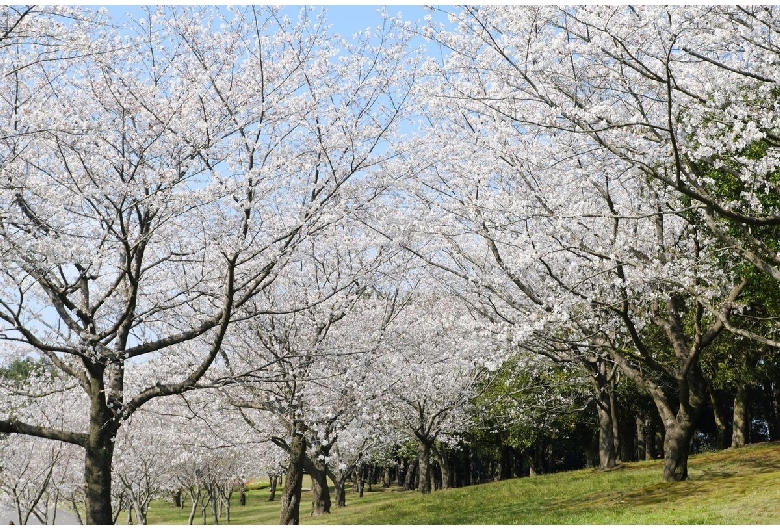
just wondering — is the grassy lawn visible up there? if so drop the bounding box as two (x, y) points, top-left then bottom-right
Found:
(140, 441), (780, 524)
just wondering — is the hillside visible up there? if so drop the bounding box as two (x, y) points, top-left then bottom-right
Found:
(145, 441), (780, 525)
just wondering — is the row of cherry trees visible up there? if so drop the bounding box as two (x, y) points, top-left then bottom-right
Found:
(2, 5), (780, 525)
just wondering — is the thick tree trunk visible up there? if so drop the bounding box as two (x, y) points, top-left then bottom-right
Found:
(596, 399), (617, 470)
(84, 419), (116, 524)
(662, 414), (696, 481)
(417, 439), (432, 494)
(732, 385), (748, 448)
(660, 370), (705, 482)
(382, 467), (391, 488)
(308, 461), (331, 516)
(279, 430), (306, 525)
(173, 488), (182, 508)
(333, 476), (346, 507)
(589, 362), (618, 470)
(610, 338), (708, 482)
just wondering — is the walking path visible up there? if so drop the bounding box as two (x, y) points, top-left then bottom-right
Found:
(0, 502), (80, 525)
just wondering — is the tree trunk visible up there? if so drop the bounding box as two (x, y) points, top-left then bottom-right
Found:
(610, 341), (708, 482)
(434, 442), (453, 489)
(268, 475), (278, 502)
(709, 391), (729, 450)
(644, 418), (657, 460)
(173, 489), (182, 508)
(596, 400), (617, 470)
(382, 467), (391, 488)
(500, 444), (512, 480)
(84, 428), (116, 524)
(333, 476), (347, 507)
(528, 444), (544, 477)
(770, 382), (780, 442)
(464, 447), (472, 486)
(635, 416), (646, 461)
(135, 502), (148, 525)
(609, 389), (621, 461)
(366, 464), (373, 492)
(732, 385), (748, 448)
(210, 490), (219, 525)
(662, 414), (697, 481)
(186, 485), (201, 525)
(587, 360), (618, 470)
(417, 439), (432, 494)
(308, 460), (331, 516)
(396, 460), (405, 488)
(403, 459), (417, 491)
(279, 429), (306, 525)
(659, 370), (705, 482)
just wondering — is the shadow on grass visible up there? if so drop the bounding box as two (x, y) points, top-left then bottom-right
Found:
(545, 443), (780, 516)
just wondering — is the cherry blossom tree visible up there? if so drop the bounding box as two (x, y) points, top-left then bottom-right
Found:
(222, 257), (404, 521)
(410, 5), (757, 482)
(0, 6), (417, 524)
(0, 434), (82, 524)
(369, 293), (504, 494)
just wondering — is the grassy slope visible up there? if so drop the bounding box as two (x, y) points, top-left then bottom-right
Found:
(143, 441), (780, 525)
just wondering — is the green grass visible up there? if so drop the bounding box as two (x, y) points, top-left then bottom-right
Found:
(139, 441), (780, 525)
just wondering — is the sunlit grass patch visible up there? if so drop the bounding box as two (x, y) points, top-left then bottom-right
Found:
(138, 441), (780, 525)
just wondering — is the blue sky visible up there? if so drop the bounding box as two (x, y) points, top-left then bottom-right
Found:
(105, 5), (438, 40)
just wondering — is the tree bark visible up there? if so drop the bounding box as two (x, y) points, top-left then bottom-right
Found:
(279, 429), (306, 525)
(333, 475), (346, 508)
(403, 459), (417, 491)
(662, 414), (696, 481)
(268, 475), (278, 502)
(596, 400), (617, 470)
(644, 418), (657, 460)
(434, 441), (453, 488)
(732, 385), (748, 448)
(709, 390), (730, 450)
(84, 389), (118, 525)
(589, 361), (618, 470)
(770, 382), (780, 441)
(307, 459), (331, 516)
(609, 389), (621, 461)
(635, 416), (646, 460)
(417, 439), (432, 494)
